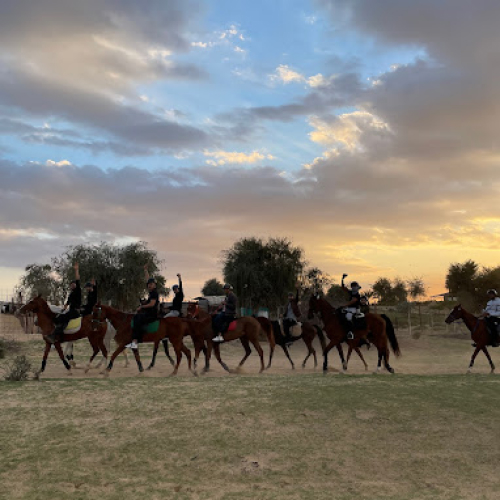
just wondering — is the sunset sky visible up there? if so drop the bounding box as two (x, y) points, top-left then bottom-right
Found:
(1, 0), (500, 300)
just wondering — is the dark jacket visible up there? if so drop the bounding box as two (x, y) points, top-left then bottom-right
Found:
(66, 280), (82, 311)
(82, 283), (98, 316)
(171, 278), (184, 312)
(224, 292), (237, 316)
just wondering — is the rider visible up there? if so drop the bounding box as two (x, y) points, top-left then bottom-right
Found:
(46, 262), (82, 343)
(480, 289), (500, 347)
(212, 284), (237, 343)
(283, 286), (301, 344)
(81, 278), (98, 316)
(127, 265), (159, 350)
(341, 273), (362, 340)
(165, 274), (184, 317)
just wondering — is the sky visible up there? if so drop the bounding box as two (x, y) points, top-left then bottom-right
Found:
(1, 0), (500, 301)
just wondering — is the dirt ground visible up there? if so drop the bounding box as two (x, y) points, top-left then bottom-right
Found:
(0, 313), (496, 379)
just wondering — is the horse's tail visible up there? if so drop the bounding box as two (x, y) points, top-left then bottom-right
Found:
(382, 314), (400, 357)
(314, 324), (327, 352)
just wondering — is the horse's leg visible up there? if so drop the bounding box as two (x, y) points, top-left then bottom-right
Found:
(336, 344), (347, 372)
(212, 342), (231, 373)
(202, 340), (213, 373)
(64, 342), (76, 367)
(168, 337), (184, 376)
(238, 337), (252, 368)
(302, 337), (316, 368)
(467, 346), (481, 373)
(161, 338), (175, 366)
(54, 342), (72, 374)
(95, 330), (112, 369)
(323, 340), (337, 374)
(252, 339), (265, 374)
(85, 336), (101, 373)
(37, 342), (52, 376)
(267, 340), (275, 370)
(147, 341), (160, 370)
(354, 346), (369, 371)
(481, 347), (496, 374)
(104, 344), (127, 375)
(132, 346), (144, 373)
(181, 342), (195, 375)
(383, 345), (394, 374)
(281, 345), (295, 369)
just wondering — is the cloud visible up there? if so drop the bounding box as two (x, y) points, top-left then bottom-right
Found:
(204, 150), (276, 166)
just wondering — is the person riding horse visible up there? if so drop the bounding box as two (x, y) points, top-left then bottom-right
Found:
(341, 273), (362, 340)
(126, 265), (159, 350)
(45, 262), (82, 343)
(479, 289), (500, 347)
(283, 286), (301, 345)
(164, 273), (184, 317)
(81, 278), (98, 316)
(212, 284), (237, 343)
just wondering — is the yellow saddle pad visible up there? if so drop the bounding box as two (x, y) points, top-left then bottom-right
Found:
(64, 317), (82, 334)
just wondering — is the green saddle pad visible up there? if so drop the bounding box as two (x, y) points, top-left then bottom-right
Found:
(131, 319), (160, 333)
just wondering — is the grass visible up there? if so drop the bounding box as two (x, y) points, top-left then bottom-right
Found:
(1, 374), (500, 500)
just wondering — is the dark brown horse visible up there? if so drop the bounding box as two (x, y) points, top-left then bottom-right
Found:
(185, 304), (269, 373)
(445, 304), (496, 373)
(92, 304), (194, 376)
(18, 296), (108, 376)
(256, 317), (326, 369)
(308, 294), (400, 374)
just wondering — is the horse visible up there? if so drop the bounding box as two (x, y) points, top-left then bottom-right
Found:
(45, 304), (129, 370)
(256, 317), (326, 369)
(92, 304), (194, 376)
(308, 294), (400, 374)
(18, 295), (108, 376)
(445, 304), (496, 373)
(185, 303), (269, 374)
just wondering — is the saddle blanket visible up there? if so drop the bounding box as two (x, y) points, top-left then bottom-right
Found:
(227, 320), (237, 332)
(64, 317), (82, 334)
(131, 319), (160, 334)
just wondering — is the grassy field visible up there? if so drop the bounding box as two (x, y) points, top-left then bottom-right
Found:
(1, 314), (500, 500)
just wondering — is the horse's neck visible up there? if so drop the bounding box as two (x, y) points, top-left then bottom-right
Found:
(105, 306), (130, 328)
(35, 301), (56, 333)
(319, 299), (336, 321)
(461, 309), (480, 332)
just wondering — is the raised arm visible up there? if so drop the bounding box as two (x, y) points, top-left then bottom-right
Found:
(74, 262), (80, 282)
(144, 264), (150, 282)
(177, 273), (183, 291)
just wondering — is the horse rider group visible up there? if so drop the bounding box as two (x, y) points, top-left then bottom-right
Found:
(44, 263), (500, 348)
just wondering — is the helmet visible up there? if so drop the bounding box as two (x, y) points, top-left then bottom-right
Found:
(351, 281), (360, 288)
(147, 278), (156, 285)
(288, 292), (294, 298)
(487, 289), (498, 296)
(172, 284), (179, 290)
(223, 284), (233, 290)
(84, 282), (92, 288)
(70, 280), (77, 286)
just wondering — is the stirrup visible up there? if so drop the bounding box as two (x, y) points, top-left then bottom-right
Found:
(347, 332), (354, 340)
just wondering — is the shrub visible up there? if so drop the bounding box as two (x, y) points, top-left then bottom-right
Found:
(3, 355), (32, 381)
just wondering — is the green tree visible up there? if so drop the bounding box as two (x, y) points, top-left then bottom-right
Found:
(222, 237), (305, 310)
(201, 278), (225, 296)
(372, 277), (408, 305)
(19, 264), (62, 303)
(19, 241), (167, 310)
(326, 284), (346, 304)
(445, 260), (479, 295)
(407, 277), (426, 301)
(302, 267), (332, 294)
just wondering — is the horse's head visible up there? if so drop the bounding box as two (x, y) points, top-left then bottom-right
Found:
(18, 294), (44, 315)
(91, 302), (106, 331)
(186, 302), (199, 319)
(445, 304), (463, 324)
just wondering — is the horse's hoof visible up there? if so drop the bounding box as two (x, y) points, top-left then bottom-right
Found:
(146, 366), (152, 371)
(467, 369), (472, 374)
(388, 367), (395, 374)
(192, 370), (199, 378)
(70, 360), (77, 368)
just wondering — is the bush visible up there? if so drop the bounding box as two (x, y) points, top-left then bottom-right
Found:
(3, 355), (32, 381)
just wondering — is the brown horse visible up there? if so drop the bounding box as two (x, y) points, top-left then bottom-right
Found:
(256, 317), (326, 369)
(185, 304), (268, 373)
(308, 294), (400, 374)
(18, 296), (108, 376)
(92, 304), (194, 376)
(445, 304), (496, 373)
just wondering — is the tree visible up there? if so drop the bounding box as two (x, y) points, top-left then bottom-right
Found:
(326, 284), (346, 304)
(302, 267), (332, 294)
(201, 278), (225, 296)
(372, 277), (408, 305)
(407, 278), (426, 301)
(19, 241), (167, 310)
(445, 260), (479, 295)
(222, 237), (305, 310)
(20, 264), (62, 303)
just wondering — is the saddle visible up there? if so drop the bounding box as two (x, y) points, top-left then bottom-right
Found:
(338, 309), (367, 332)
(131, 318), (160, 334)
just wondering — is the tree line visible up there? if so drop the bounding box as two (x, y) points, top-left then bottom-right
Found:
(18, 236), (498, 312)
